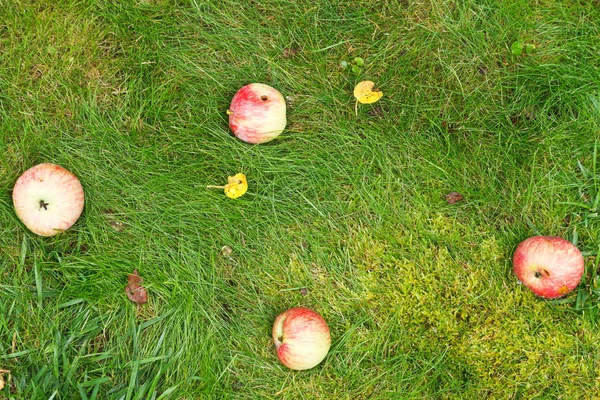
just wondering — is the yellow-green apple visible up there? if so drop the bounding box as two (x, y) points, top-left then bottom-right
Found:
(13, 163), (85, 237)
(513, 236), (584, 299)
(272, 307), (331, 370)
(228, 83), (286, 144)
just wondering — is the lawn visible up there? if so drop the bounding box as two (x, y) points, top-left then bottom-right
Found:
(1, 0), (600, 398)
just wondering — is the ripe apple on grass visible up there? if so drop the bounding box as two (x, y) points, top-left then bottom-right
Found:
(12, 163), (85, 237)
(513, 236), (584, 299)
(272, 307), (331, 370)
(228, 83), (286, 144)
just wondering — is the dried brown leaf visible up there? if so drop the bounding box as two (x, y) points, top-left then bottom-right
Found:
(126, 269), (148, 304)
(221, 245), (233, 256)
(441, 120), (457, 133)
(285, 95), (295, 108)
(368, 105), (384, 117)
(281, 47), (301, 59)
(103, 209), (126, 232)
(445, 192), (464, 204)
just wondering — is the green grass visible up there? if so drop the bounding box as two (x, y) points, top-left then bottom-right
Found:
(2, 0), (600, 398)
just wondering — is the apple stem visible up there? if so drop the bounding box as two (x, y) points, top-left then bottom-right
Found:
(39, 200), (49, 210)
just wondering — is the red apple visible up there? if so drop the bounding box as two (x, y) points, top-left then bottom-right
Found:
(13, 163), (85, 237)
(272, 307), (331, 370)
(513, 236), (584, 299)
(228, 83), (286, 144)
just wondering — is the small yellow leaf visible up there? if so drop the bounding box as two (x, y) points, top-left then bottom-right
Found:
(224, 173), (248, 199)
(353, 81), (383, 104)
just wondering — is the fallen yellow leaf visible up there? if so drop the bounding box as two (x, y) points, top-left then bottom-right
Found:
(207, 173), (248, 199)
(224, 173), (248, 199)
(353, 81), (383, 104)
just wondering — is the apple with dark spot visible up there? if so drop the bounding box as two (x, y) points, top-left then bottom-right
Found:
(513, 236), (584, 299)
(228, 83), (286, 144)
(13, 163), (85, 237)
(272, 307), (331, 370)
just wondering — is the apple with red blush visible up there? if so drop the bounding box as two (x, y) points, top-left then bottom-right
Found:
(272, 307), (331, 370)
(513, 236), (584, 299)
(12, 163), (85, 237)
(228, 83), (286, 144)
